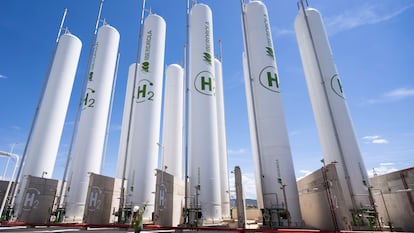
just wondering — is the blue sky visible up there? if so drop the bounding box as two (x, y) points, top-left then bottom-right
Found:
(0, 0), (413, 199)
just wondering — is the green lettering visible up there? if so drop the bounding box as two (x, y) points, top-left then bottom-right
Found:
(267, 72), (279, 88)
(337, 79), (343, 93)
(84, 93), (89, 106)
(142, 62), (149, 72)
(201, 76), (212, 92)
(137, 84), (147, 99)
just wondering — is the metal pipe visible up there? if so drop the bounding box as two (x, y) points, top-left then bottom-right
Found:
(218, 39), (223, 62)
(118, 0), (146, 224)
(183, 0), (191, 225)
(94, 0), (105, 35)
(55, 8), (67, 43)
(56, 0), (104, 212)
(0, 152), (19, 219)
(156, 143), (166, 210)
(367, 185), (382, 230)
(2, 143), (18, 179)
(378, 189), (393, 231)
(321, 160), (339, 232)
(400, 171), (414, 213)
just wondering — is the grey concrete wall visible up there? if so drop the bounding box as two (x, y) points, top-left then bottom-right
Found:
(109, 177), (122, 223)
(83, 173), (115, 224)
(297, 164), (352, 230)
(0, 180), (10, 209)
(17, 176), (58, 223)
(154, 169), (185, 226)
(370, 167), (414, 232)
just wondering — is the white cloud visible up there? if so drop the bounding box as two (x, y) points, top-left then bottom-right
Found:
(275, 3), (414, 37)
(228, 172), (257, 199)
(326, 3), (414, 35)
(368, 163), (398, 177)
(363, 135), (380, 140)
(273, 27), (295, 37)
(363, 135), (389, 144)
(297, 169), (313, 180)
(365, 87), (414, 104)
(299, 169), (312, 175)
(228, 148), (247, 155)
(0, 74), (8, 79)
(384, 88), (414, 98)
(379, 162), (394, 166)
(372, 139), (389, 144)
(111, 124), (122, 131)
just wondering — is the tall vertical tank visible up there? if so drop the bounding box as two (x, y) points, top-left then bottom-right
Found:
(115, 63), (139, 179)
(242, 0), (302, 225)
(125, 14), (166, 221)
(65, 24), (120, 221)
(14, 32), (82, 213)
(161, 64), (184, 179)
(295, 5), (371, 211)
(188, 3), (222, 222)
(21, 32), (82, 179)
(214, 58), (230, 218)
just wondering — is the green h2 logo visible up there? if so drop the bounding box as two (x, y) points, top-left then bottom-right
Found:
(136, 79), (154, 103)
(194, 71), (215, 96)
(259, 66), (280, 93)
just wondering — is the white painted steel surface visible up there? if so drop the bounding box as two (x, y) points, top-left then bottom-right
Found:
(162, 64), (184, 179)
(125, 14), (166, 221)
(295, 6), (370, 210)
(65, 24), (120, 221)
(115, 63), (138, 179)
(22, 33), (82, 179)
(243, 0), (302, 225)
(214, 58), (230, 218)
(14, 33), (81, 216)
(188, 3), (222, 222)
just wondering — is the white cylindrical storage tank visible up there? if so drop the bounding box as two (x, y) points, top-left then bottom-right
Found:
(214, 58), (230, 218)
(21, 33), (82, 178)
(161, 64), (184, 226)
(189, 3), (222, 222)
(161, 64), (184, 179)
(243, 1), (302, 225)
(115, 63), (139, 179)
(14, 32), (81, 213)
(65, 24), (120, 221)
(125, 14), (166, 221)
(295, 6), (370, 211)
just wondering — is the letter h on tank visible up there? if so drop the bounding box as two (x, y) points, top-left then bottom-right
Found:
(201, 76), (212, 92)
(267, 72), (279, 88)
(137, 84), (147, 99)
